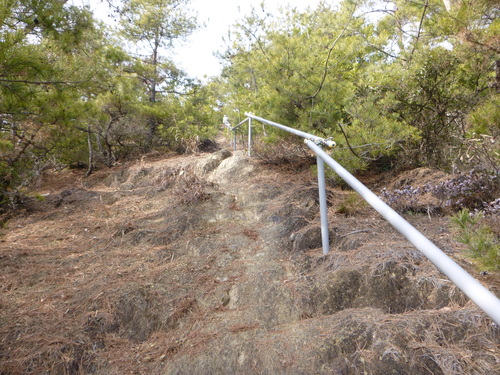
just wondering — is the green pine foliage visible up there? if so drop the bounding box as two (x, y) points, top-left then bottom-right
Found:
(219, 0), (499, 173)
(451, 209), (500, 271)
(1, 0), (498, 211)
(0, 0), (219, 210)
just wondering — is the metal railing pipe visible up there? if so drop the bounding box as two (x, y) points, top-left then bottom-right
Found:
(245, 113), (335, 148)
(231, 118), (249, 130)
(248, 117), (252, 157)
(229, 118), (249, 151)
(317, 156), (330, 254)
(305, 139), (500, 326)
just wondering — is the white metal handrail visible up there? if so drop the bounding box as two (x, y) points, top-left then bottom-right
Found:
(224, 117), (249, 152)
(236, 112), (500, 326)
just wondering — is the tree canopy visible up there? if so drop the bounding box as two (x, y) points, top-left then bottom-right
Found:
(0, 0), (216, 208)
(219, 0), (499, 172)
(0, 0), (498, 210)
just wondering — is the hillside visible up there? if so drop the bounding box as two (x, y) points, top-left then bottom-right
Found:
(1, 145), (499, 374)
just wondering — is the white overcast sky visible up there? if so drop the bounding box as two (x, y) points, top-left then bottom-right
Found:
(69, 0), (330, 80)
(173, 0), (328, 80)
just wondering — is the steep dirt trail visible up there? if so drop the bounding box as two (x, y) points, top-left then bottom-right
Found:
(0, 148), (499, 374)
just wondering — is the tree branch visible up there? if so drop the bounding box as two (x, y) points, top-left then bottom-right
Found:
(408, 0), (429, 63)
(239, 24), (271, 64)
(336, 122), (377, 161)
(358, 33), (405, 61)
(304, 9), (356, 100)
(0, 78), (86, 86)
(337, 122), (361, 159)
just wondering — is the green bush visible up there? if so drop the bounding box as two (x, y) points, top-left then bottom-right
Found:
(451, 209), (500, 271)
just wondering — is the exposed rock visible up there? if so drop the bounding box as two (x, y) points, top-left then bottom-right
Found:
(207, 151), (255, 185)
(195, 149), (232, 175)
(290, 225), (323, 252)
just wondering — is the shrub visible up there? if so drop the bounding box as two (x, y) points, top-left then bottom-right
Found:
(381, 169), (499, 214)
(380, 185), (423, 213)
(428, 169), (498, 211)
(336, 191), (367, 216)
(451, 209), (500, 271)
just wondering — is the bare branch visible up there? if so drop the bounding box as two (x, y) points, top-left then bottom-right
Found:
(304, 8), (356, 100)
(408, 0), (429, 63)
(336, 122), (379, 161)
(0, 78), (86, 86)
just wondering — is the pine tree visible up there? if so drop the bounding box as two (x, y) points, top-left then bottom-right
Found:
(118, 0), (197, 149)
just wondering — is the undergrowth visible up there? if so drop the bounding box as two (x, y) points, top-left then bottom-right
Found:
(336, 191), (367, 216)
(380, 185), (423, 213)
(253, 137), (315, 171)
(381, 169), (499, 214)
(451, 209), (500, 271)
(155, 166), (214, 205)
(175, 168), (213, 205)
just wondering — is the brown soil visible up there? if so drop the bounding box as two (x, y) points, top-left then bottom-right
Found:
(1, 146), (499, 374)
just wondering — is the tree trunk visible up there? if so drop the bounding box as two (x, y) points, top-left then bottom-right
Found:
(145, 35), (160, 150)
(86, 124), (94, 177)
(103, 119), (116, 166)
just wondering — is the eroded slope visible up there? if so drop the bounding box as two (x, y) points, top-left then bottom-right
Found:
(0, 149), (498, 374)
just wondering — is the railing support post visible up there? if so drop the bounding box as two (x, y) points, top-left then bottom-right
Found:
(229, 118), (251, 151)
(240, 114), (500, 325)
(305, 139), (500, 325)
(317, 155), (330, 255)
(248, 117), (252, 157)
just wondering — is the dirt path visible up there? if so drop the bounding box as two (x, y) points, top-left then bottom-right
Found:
(1, 149), (499, 374)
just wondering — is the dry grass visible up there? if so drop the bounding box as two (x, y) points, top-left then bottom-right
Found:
(335, 191), (369, 216)
(1, 149), (499, 374)
(175, 167), (215, 206)
(253, 137), (315, 171)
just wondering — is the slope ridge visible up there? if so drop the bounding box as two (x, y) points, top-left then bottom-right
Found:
(0, 149), (498, 374)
